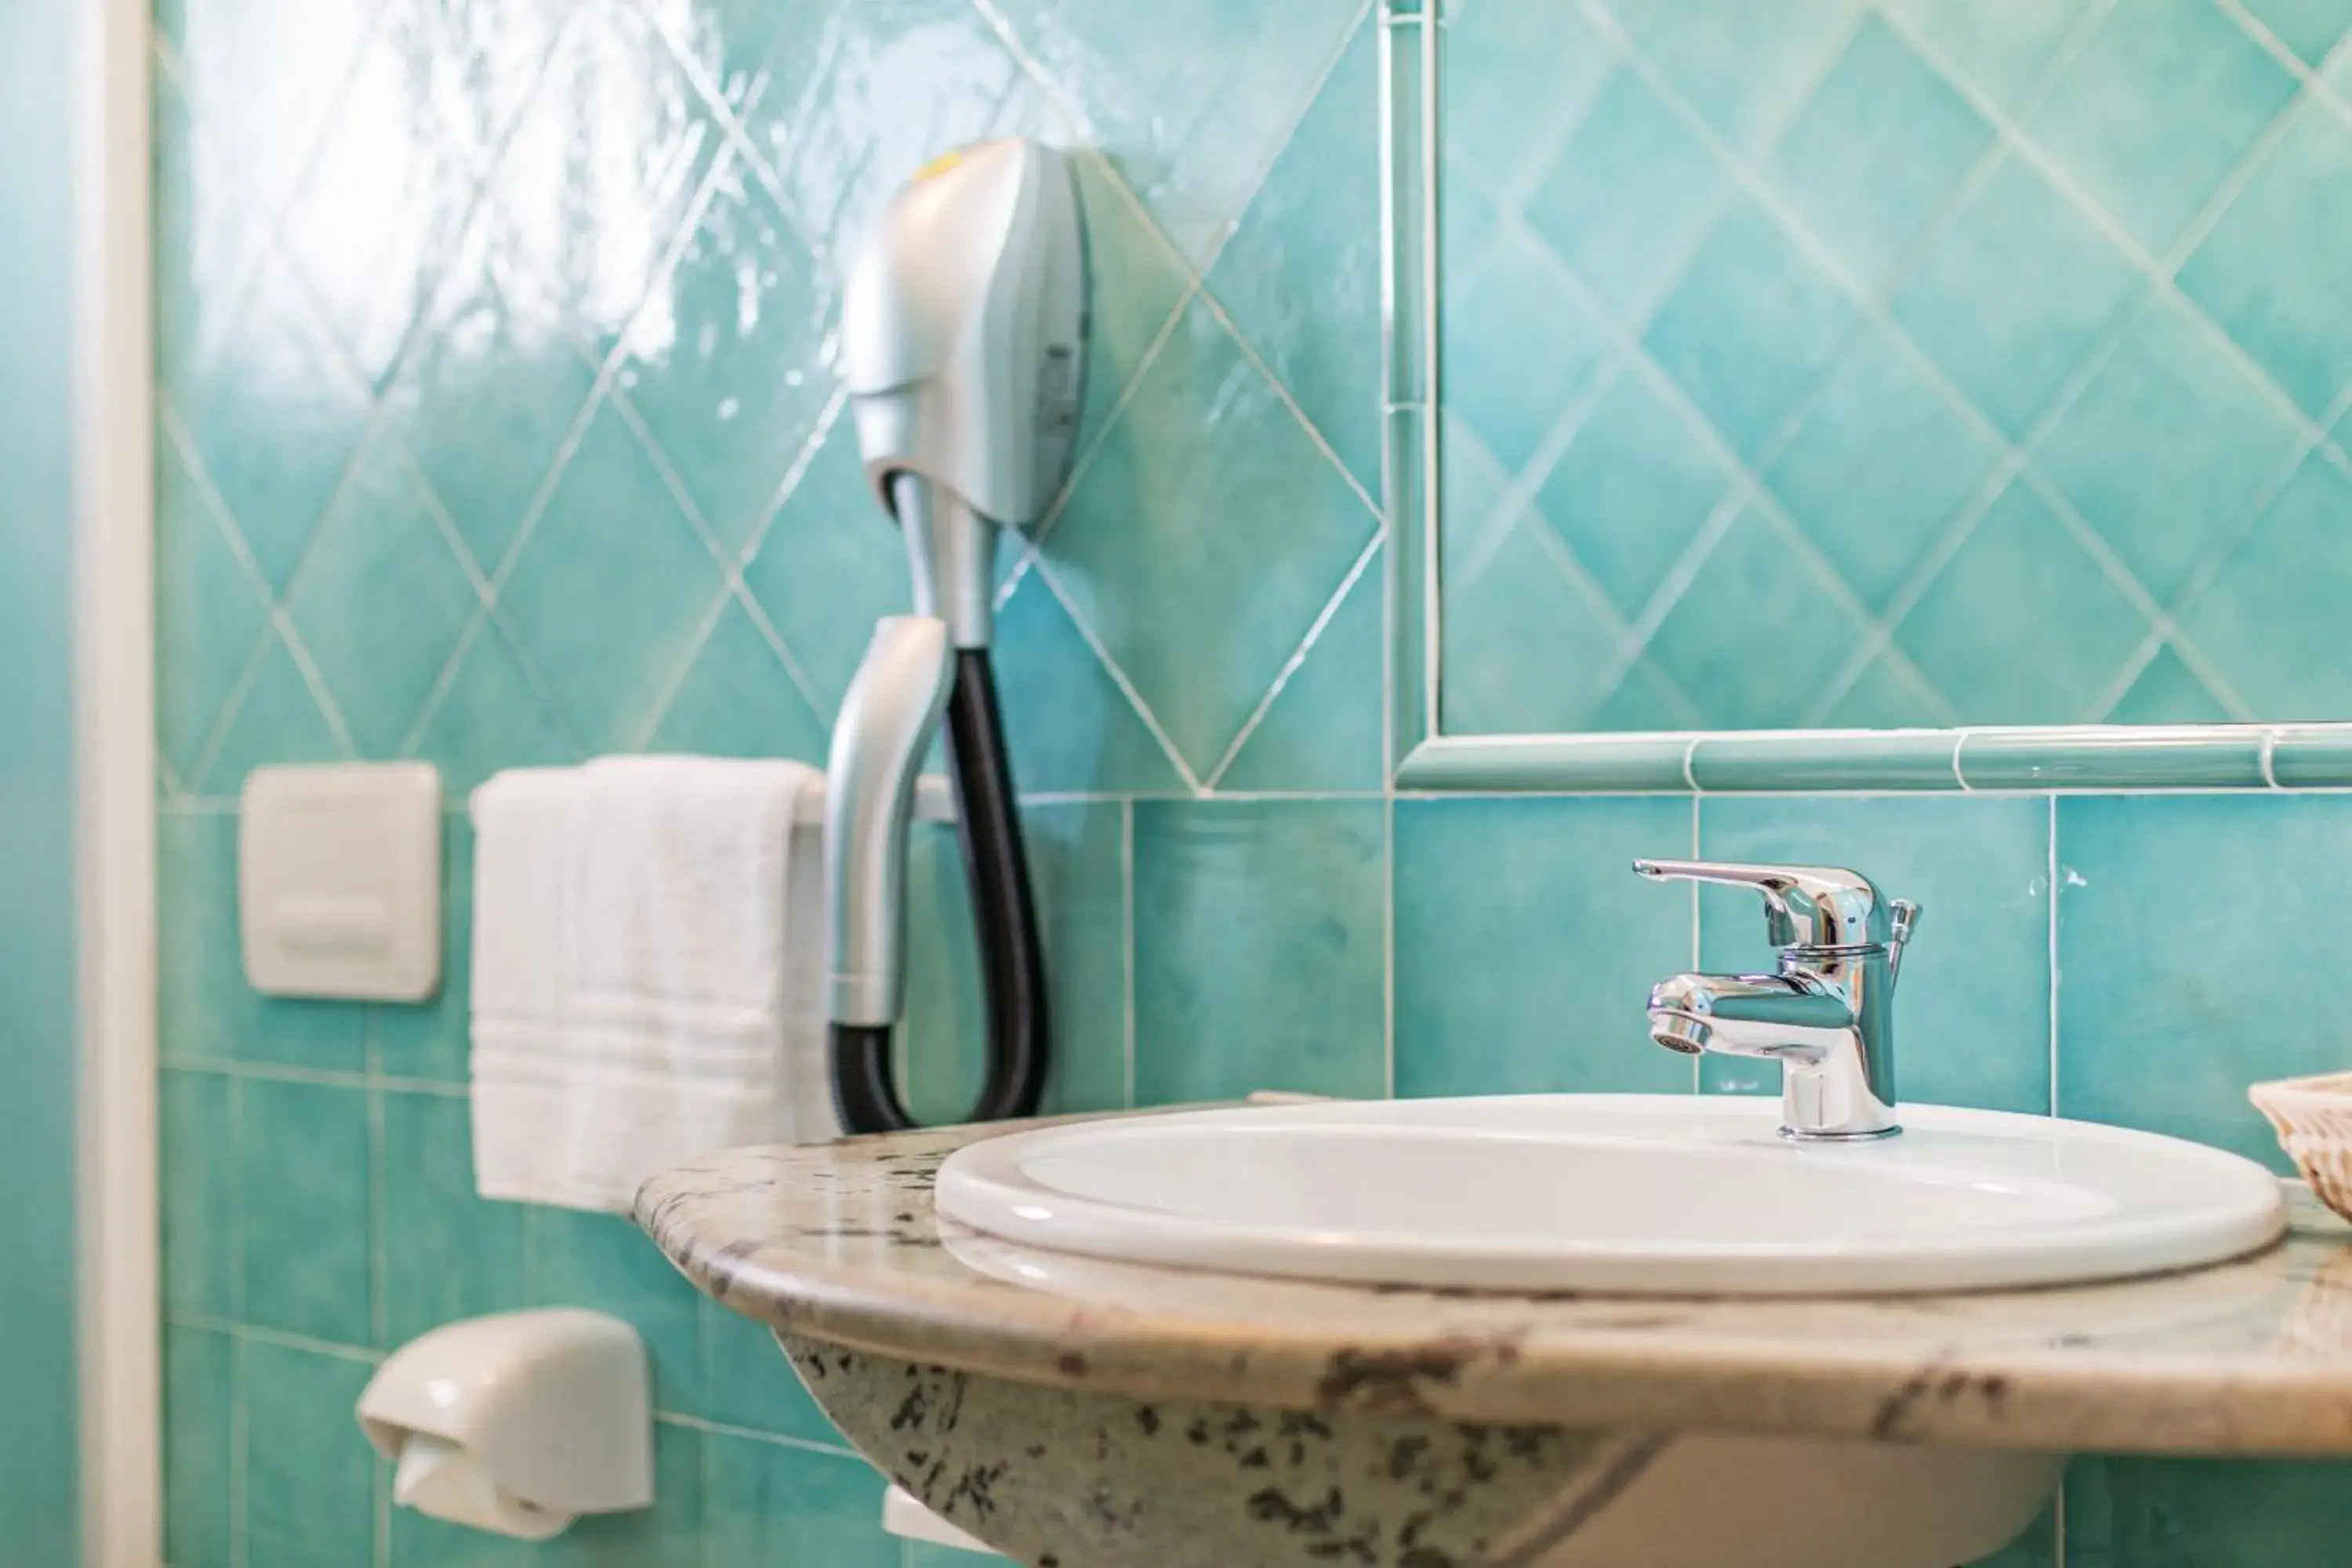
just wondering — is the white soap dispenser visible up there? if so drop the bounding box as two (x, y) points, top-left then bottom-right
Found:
(356, 1308), (653, 1541)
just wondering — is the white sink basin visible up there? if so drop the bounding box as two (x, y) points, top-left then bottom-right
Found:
(937, 1094), (2288, 1294)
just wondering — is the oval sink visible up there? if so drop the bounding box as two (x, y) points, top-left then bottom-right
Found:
(936, 1095), (2289, 1294)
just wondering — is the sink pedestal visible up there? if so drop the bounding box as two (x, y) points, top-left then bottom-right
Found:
(782, 1329), (2060, 1568)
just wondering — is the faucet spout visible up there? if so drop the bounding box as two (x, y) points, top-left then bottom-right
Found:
(1646, 971), (1857, 1060)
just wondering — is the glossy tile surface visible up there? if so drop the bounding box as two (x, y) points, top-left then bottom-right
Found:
(2056, 793), (2352, 1167)
(1133, 801), (1388, 1104)
(1437, 0), (2352, 734)
(1394, 797), (1695, 1098)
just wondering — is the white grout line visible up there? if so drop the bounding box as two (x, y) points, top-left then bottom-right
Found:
(1123, 798), (1138, 1109)
(1206, 532), (1385, 789)
(2048, 793), (2062, 1123)
(1021, 554), (1207, 793)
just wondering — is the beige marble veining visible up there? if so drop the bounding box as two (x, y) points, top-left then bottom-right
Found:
(636, 1113), (2352, 1457)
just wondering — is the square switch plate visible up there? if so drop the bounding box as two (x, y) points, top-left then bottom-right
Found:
(240, 762), (443, 1002)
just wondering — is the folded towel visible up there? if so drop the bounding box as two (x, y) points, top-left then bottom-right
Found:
(468, 769), (584, 1207)
(468, 756), (834, 1212)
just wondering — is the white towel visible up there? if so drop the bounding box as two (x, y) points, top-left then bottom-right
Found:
(467, 756), (835, 1212)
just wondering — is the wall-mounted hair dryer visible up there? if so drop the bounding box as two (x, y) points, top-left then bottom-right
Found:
(823, 139), (1087, 1133)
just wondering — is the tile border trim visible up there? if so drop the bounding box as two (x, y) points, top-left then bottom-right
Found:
(1396, 725), (2352, 794)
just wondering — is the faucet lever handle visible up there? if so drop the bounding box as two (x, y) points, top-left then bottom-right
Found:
(1630, 859), (1893, 949)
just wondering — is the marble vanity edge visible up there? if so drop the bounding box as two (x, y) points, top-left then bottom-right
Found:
(635, 1120), (2352, 1457)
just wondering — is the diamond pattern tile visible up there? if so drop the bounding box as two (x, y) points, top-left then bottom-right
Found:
(1206, 15), (1383, 496)
(2035, 296), (2303, 604)
(1533, 366), (1740, 619)
(282, 434), (481, 756)
(984, 0), (1363, 266)
(155, 426), (270, 781)
(1050, 291), (1381, 777)
(2025, 0), (2296, 257)
(2178, 100), (2352, 419)
(2238, 0), (2352, 62)
(1440, 0), (2352, 735)
(612, 147), (838, 552)
(495, 402), (729, 751)
(376, 212), (602, 574)
(274, 22), (477, 388)
(176, 247), (375, 593)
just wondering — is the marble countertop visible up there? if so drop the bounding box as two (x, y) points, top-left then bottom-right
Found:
(637, 1112), (2352, 1457)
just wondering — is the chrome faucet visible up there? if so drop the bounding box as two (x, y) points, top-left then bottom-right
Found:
(1632, 860), (1920, 1142)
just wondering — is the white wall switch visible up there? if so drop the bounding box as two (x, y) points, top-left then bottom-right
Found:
(240, 763), (443, 1002)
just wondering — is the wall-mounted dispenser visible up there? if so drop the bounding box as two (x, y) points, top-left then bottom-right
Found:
(824, 136), (1090, 1133)
(356, 1309), (652, 1541)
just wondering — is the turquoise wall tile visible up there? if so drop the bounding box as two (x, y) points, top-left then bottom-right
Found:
(2034, 297), (2303, 605)
(612, 158), (835, 554)
(381, 1091), (527, 1346)
(1892, 161), (2140, 439)
(238, 1078), (376, 1346)
(283, 432), (481, 756)
(2057, 794), (2352, 1166)
(2180, 102), (2352, 420)
(739, 418), (911, 717)
(1894, 485), (2150, 726)
(1882, 0), (2099, 112)
(496, 405), (728, 753)
(161, 1069), (238, 1317)
(1134, 801), (1388, 1103)
(644, 595), (830, 763)
(1631, 0), (1865, 155)
(1648, 502), (1871, 729)
(162, 1325), (234, 1568)
(529, 1208), (705, 1417)
(2025, 0), (2296, 256)
(1762, 333), (1999, 616)
(1049, 292), (1382, 779)
(176, 250), (375, 594)
(156, 430), (270, 782)
(1767, 18), (1993, 289)
(987, 574), (1189, 795)
(198, 633), (352, 795)
(1444, 0), (1615, 199)
(1214, 542), (1386, 793)
(1207, 16), (1382, 495)
(1642, 205), (1859, 463)
(1534, 366), (1740, 622)
(701, 1429), (898, 1568)
(2238, 0), (2352, 62)
(2065, 1454), (2352, 1566)
(411, 621), (586, 798)
(243, 1342), (378, 1568)
(983, 0), (1363, 267)
(1523, 67), (1730, 328)
(701, 1304), (848, 1449)
(159, 812), (372, 1073)
(376, 216), (601, 575)
(1443, 226), (1613, 474)
(1696, 796), (2053, 1114)
(2180, 453), (2352, 720)
(1395, 797), (1697, 1098)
